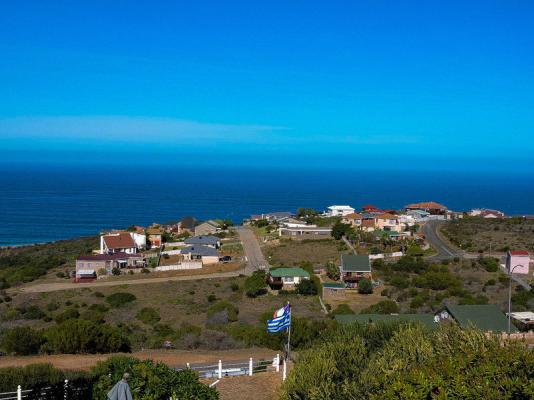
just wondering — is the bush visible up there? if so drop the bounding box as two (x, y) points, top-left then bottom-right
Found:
(45, 319), (130, 354)
(331, 304), (354, 315)
(331, 221), (354, 240)
(91, 356), (218, 400)
(106, 292), (136, 307)
(111, 267), (121, 276)
(207, 294), (217, 302)
(208, 301), (239, 322)
(479, 257), (499, 272)
(326, 263), (340, 281)
(55, 308), (80, 324)
(244, 271), (267, 297)
(136, 307), (161, 325)
(296, 279), (318, 295)
(361, 300), (399, 314)
(18, 305), (46, 320)
(230, 282), (240, 292)
(358, 279), (373, 294)
(0, 326), (45, 355)
(141, 268), (150, 273)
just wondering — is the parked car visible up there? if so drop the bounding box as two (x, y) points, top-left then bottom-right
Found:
(220, 255), (232, 263)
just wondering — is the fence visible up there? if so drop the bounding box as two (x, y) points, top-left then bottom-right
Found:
(0, 355), (284, 399)
(154, 261), (203, 271)
(369, 251), (404, 260)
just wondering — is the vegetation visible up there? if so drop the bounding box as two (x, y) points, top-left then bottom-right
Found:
(106, 292), (137, 307)
(0, 236), (98, 287)
(296, 279), (318, 295)
(296, 208), (319, 218)
(326, 262), (340, 281)
(358, 278), (373, 294)
(136, 307), (161, 325)
(0, 364), (90, 393)
(0, 326), (44, 355)
(331, 221), (354, 240)
(244, 271), (268, 297)
(281, 323), (534, 399)
(207, 301), (239, 322)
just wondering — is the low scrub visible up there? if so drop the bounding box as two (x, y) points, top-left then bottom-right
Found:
(106, 292), (137, 307)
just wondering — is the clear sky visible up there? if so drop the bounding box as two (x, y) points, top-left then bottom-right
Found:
(1, 1), (533, 171)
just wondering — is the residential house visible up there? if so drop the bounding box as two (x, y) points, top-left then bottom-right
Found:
(507, 311), (534, 330)
(268, 267), (310, 290)
(440, 304), (517, 333)
(180, 245), (219, 264)
(405, 201), (447, 215)
(280, 218), (310, 228)
(406, 209), (431, 221)
(100, 232), (138, 255)
(178, 216), (198, 234)
(322, 282), (346, 299)
(361, 219), (376, 232)
(506, 250), (531, 275)
(75, 253), (146, 282)
(469, 208), (506, 218)
(194, 220), (222, 236)
(146, 227), (163, 248)
(340, 254), (372, 285)
(278, 225), (332, 239)
(342, 212), (363, 228)
(374, 213), (403, 232)
(399, 213), (417, 228)
(326, 205), (355, 217)
(250, 211), (293, 224)
(184, 235), (221, 249)
(361, 205), (380, 213)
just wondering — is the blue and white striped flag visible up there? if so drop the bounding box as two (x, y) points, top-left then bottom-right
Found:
(267, 304), (291, 333)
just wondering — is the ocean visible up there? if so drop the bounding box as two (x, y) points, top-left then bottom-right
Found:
(1, 164), (534, 246)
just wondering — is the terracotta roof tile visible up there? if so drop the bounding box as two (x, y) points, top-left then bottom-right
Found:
(103, 233), (135, 249)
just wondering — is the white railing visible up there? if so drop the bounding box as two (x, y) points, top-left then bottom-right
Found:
(369, 251), (404, 260)
(154, 261), (202, 271)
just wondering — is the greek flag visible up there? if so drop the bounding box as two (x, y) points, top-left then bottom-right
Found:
(267, 304), (291, 333)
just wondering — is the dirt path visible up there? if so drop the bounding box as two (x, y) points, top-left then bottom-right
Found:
(0, 348), (278, 370)
(212, 373), (283, 400)
(18, 270), (241, 293)
(234, 226), (269, 274)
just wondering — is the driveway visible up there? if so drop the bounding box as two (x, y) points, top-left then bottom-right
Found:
(233, 226), (269, 274)
(422, 221), (463, 261)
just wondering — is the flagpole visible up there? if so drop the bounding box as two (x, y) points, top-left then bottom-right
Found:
(287, 302), (291, 361)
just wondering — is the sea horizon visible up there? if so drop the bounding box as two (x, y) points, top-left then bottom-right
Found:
(1, 163), (534, 246)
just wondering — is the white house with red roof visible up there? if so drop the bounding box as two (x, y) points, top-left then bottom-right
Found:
(506, 250), (531, 275)
(100, 232), (139, 254)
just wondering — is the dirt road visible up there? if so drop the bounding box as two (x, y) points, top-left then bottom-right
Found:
(234, 226), (269, 274)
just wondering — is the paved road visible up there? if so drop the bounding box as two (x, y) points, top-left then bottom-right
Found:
(18, 271), (241, 293)
(234, 226), (269, 274)
(422, 221), (463, 261)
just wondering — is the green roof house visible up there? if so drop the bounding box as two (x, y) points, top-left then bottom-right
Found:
(444, 304), (517, 333)
(340, 254), (371, 284)
(268, 267), (310, 290)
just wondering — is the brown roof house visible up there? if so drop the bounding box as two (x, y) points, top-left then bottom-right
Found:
(146, 227), (164, 248)
(100, 232), (138, 255)
(75, 252), (146, 282)
(342, 213), (364, 228)
(405, 201), (447, 215)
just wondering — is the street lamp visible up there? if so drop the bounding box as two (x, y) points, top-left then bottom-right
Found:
(508, 264), (524, 334)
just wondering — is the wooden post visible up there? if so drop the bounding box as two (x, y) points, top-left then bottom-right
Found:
(17, 385), (22, 400)
(282, 359), (287, 381)
(248, 357), (253, 376)
(218, 360), (222, 379)
(276, 354), (280, 372)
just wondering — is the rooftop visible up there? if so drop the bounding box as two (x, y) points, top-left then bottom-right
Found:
(269, 267), (310, 278)
(185, 235), (220, 246)
(78, 252), (143, 261)
(445, 304), (517, 333)
(328, 205), (354, 210)
(509, 250), (530, 256)
(340, 254), (371, 272)
(103, 233), (136, 249)
(405, 201), (447, 210)
(180, 245), (218, 257)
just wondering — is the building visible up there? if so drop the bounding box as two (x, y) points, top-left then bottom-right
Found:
(442, 304), (517, 333)
(361, 219), (376, 232)
(250, 211), (293, 223)
(268, 267), (310, 290)
(506, 250), (531, 275)
(76, 253), (146, 282)
(194, 220), (221, 236)
(340, 254), (372, 284)
(342, 212), (363, 228)
(507, 311), (534, 330)
(184, 235), (221, 248)
(326, 205), (355, 217)
(278, 225), (332, 239)
(180, 245), (219, 264)
(469, 208), (505, 218)
(322, 282), (346, 299)
(146, 227), (163, 248)
(100, 232), (138, 255)
(405, 201), (447, 215)
(373, 213), (402, 232)
(178, 216), (198, 234)
(280, 218), (310, 228)
(361, 205), (380, 213)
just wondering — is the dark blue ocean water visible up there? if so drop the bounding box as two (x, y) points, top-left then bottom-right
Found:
(1, 164), (534, 246)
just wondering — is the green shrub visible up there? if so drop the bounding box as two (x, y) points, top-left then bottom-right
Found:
(136, 307), (161, 325)
(296, 279), (318, 295)
(361, 300), (399, 314)
(244, 271), (267, 297)
(91, 356), (218, 400)
(479, 257), (499, 272)
(55, 308), (80, 324)
(358, 279), (373, 294)
(331, 304), (354, 315)
(0, 364), (91, 392)
(45, 319), (130, 354)
(0, 326), (45, 355)
(207, 301), (239, 322)
(18, 305), (46, 320)
(106, 292), (136, 307)
(230, 282), (240, 292)
(207, 294), (217, 302)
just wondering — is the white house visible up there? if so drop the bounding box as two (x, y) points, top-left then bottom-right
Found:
(326, 205), (355, 217)
(100, 232), (139, 255)
(506, 250), (531, 275)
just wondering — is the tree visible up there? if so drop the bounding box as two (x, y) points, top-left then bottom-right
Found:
(0, 327), (44, 355)
(326, 262), (340, 281)
(296, 208), (318, 218)
(331, 221), (354, 240)
(244, 271), (268, 297)
(296, 279), (318, 295)
(358, 278), (373, 294)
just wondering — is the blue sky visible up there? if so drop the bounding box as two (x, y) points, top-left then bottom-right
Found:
(1, 1), (533, 170)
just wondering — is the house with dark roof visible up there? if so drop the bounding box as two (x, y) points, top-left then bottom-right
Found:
(443, 304), (517, 333)
(184, 235), (221, 248)
(250, 211), (293, 223)
(268, 267), (310, 290)
(100, 232), (138, 255)
(180, 245), (219, 265)
(76, 252), (146, 281)
(340, 254), (371, 285)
